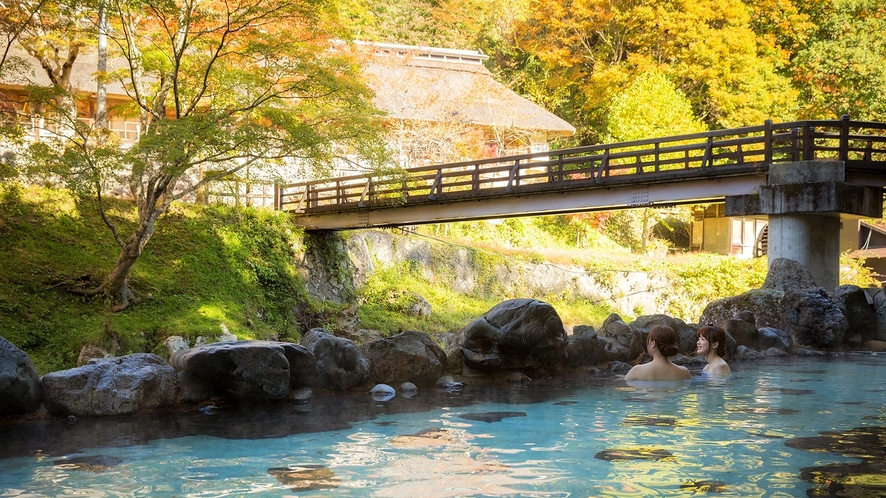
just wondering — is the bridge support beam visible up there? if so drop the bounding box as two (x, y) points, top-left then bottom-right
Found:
(726, 161), (883, 291)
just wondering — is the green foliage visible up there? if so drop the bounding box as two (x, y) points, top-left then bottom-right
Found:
(657, 253), (769, 321)
(792, 1), (886, 119)
(356, 260), (499, 335)
(0, 185), (307, 373)
(840, 252), (878, 288)
(604, 68), (705, 143)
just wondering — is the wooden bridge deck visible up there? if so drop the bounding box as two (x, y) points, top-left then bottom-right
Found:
(276, 117), (886, 230)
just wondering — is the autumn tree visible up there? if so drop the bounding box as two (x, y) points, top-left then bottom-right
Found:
(0, 0), (95, 123)
(792, 1), (886, 120)
(599, 68), (700, 252)
(512, 0), (798, 142)
(26, 0), (388, 309)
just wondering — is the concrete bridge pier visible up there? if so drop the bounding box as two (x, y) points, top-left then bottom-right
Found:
(726, 161), (883, 291)
(765, 213), (841, 290)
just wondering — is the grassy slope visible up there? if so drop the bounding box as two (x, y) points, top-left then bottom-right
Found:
(0, 185), (307, 374)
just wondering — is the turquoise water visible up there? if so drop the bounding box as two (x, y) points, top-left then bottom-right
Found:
(1, 354), (885, 497)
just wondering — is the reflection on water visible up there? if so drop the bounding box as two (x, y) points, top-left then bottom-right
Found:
(0, 355), (885, 496)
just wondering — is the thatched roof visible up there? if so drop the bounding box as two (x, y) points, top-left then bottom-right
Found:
(358, 42), (575, 138)
(2, 41), (576, 138)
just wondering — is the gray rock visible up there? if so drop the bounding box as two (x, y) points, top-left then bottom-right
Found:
(628, 314), (696, 355)
(458, 299), (567, 373)
(597, 314), (643, 362)
(279, 343), (318, 389)
(873, 300), (886, 342)
(361, 330), (446, 385)
(608, 361), (632, 373)
(719, 318), (760, 350)
(736, 310), (756, 325)
(405, 294), (432, 317)
(172, 340), (291, 401)
(796, 348), (829, 357)
(435, 375), (464, 390)
(0, 336), (42, 415)
(732, 345), (765, 361)
(700, 289), (784, 329)
(176, 370), (210, 404)
(164, 336), (190, 359)
(762, 258), (817, 291)
(833, 285), (876, 346)
(301, 329), (370, 390)
(370, 383), (396, 395)
(291, 387), (313, 403)
(400, 381), (418, 394)
(439, 332), (463, 375)
(780, 288), (848, 349)
(563, 330), (605, 368)
(41, 353), (179, 417)
(758, 327), (792, 351)
(764, 347), (790, 357)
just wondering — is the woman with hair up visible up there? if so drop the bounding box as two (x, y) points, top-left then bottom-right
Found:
(624, 325), (691, 382)
(696, 325), (731, 377)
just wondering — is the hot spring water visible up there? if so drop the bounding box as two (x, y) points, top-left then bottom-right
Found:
(1, 354), (884, 496)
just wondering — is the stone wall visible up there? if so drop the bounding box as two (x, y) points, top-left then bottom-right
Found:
(301, 229), (668, 317)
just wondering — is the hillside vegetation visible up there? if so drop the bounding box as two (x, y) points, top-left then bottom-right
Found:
(1, 185), (873, 375)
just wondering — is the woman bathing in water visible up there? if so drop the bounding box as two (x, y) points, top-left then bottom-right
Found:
(696, 325), (731, 377)
(624, 325), (691, 382)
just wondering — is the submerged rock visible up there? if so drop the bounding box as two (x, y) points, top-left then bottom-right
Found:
(268, 465), (339, 491)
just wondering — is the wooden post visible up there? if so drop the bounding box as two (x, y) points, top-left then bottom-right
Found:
(764, 119), (773, 164)
(839, 114), (850, 161)
(803, 125), (815, 161)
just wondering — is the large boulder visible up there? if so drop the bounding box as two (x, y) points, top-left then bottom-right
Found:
(458, 298), (567, 373)
(762, 258), (817, 291)
(0, 336), (42, 415)
(361, 330), (446, 385)
(596, 314), (643, 363)
(301, 329), (370, 390)
(780, 288), (848, 350)
(563, 326), (606, 368)
(833, 285), (876, 347)
(171, 340), (291, 401)
(41, 353), (179, 417)
(700, 289), (784, 329)
(628, 314), (696, 355)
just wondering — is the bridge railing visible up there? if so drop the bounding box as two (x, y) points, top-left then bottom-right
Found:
(276, 117), (886, 213)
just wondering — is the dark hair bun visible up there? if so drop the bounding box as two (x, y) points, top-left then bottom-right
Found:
(660, 343), (679, 357)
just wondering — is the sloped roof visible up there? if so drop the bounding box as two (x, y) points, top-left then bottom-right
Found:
(0, 44), (131, 97)
(2, 41), (577, 138)
(358, 42), (575, 138)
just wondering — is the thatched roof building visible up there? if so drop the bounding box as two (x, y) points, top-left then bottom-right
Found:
(357, 42), (575, 141)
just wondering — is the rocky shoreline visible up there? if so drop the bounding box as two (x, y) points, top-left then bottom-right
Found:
(2, 258), (886, 421)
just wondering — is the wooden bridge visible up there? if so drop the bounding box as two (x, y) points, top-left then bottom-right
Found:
(275, 116), (886, 230)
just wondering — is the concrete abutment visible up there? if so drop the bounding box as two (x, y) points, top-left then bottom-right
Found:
(726, 160), (883, 291)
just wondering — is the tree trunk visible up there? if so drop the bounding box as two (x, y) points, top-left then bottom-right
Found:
(102, 205), (161, 310)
